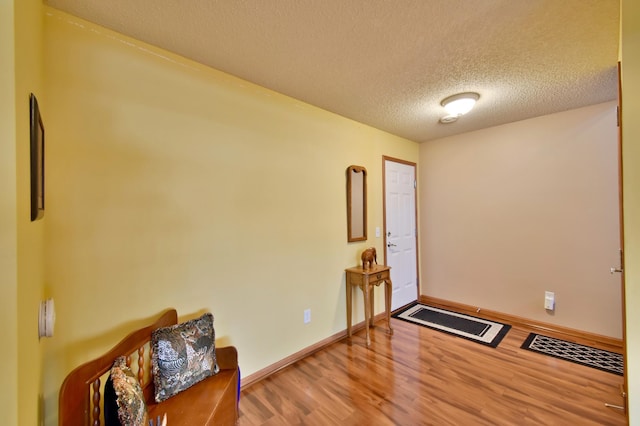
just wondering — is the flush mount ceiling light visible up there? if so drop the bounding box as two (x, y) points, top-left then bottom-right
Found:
(439, 92), (480, 123)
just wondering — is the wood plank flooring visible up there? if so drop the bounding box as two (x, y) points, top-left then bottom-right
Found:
(238, 317), (626, 425)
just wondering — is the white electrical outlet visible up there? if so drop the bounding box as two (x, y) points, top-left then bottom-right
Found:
(544, 291), (555, 311)
(304, 309), (311, 324)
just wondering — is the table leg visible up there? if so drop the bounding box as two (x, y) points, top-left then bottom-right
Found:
(369, 284), (375, 328)
(346, 274), (352, 340)
(363, 277), (371, 347)
(384, 278), (393, 334)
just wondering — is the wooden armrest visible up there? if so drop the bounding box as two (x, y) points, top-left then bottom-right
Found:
(215, 346), (238, 371)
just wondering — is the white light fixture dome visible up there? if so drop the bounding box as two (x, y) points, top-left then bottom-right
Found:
(440, 92), (480, 123)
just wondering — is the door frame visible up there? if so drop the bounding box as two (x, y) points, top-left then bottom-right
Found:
(616, 61), (629, 416)
(382, 155), (420, 305)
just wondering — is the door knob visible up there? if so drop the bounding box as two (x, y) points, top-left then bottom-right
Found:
(387, 242), (397, 247)
(610, 267), (623, 274)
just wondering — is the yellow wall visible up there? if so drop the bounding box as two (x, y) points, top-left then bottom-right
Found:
(419, 102), (622, 338)
(0, 0), (18, 423)
(41, 9), (418, 423)
(2, 0), (47, 425)
(621, 0), (640, 422)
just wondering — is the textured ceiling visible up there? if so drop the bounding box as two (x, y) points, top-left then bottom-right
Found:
(44, 0), (620, 143)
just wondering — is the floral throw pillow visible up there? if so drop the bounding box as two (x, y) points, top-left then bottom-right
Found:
(151, 313), (219, 402)
(110, 356), (149, 426)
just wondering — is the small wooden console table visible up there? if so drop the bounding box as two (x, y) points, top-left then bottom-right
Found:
(345, 264), (393, 347)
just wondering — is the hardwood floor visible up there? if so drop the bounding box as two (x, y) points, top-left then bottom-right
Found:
(238, 317), (626, 425)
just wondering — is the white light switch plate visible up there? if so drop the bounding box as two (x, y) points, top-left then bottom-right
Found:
(39, 298), (55, 338)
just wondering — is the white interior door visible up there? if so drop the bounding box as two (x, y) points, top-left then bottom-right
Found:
(384, 158), (418, 310)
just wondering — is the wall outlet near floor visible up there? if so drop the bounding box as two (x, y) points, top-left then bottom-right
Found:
(304, 308), (311, 324)
(544, 291), (555, 311)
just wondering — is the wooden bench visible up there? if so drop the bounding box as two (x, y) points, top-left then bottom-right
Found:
(59, 309), (239, 425)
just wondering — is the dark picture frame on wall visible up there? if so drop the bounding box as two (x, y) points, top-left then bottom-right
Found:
(30, 93), (44, 221)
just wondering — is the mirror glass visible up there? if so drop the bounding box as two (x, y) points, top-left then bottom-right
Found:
(347, 165), (367, 242)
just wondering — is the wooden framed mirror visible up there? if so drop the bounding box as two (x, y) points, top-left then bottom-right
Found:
(347, 165), (367, 242)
